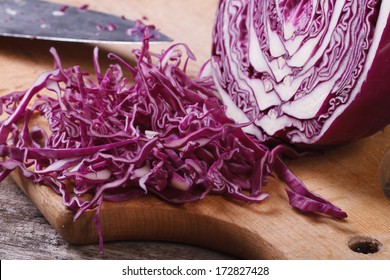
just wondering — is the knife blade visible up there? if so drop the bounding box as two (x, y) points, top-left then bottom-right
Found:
(0, 0), (172, 44)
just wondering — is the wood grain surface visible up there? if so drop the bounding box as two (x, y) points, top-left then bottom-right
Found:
(2, 0), (390, 260)
(0, 176), (234, 260)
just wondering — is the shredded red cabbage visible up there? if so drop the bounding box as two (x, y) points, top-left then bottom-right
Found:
(58, 5), (69, 13)
(96, 23), (117, 32)
(78, 4), (89, 10)
(0, 31), (346, 253)
(127, 20), (159, 39)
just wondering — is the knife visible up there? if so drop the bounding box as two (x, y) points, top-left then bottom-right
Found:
(0, 0), (172, 44)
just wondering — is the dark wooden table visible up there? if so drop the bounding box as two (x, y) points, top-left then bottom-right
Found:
(0, 177), (234, 260)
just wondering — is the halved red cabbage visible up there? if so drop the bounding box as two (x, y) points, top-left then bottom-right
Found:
(211, 0), (390, 147)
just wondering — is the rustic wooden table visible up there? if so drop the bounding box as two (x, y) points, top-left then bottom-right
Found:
(0, 177), (234, 260)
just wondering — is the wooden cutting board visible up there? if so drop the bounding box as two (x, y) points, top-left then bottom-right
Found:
(2, 0), (390, 259)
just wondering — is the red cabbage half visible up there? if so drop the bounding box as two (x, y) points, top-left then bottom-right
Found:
(211, 0), (390, 147)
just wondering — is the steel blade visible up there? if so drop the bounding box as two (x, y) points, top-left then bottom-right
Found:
(0, 0), (172, 44)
